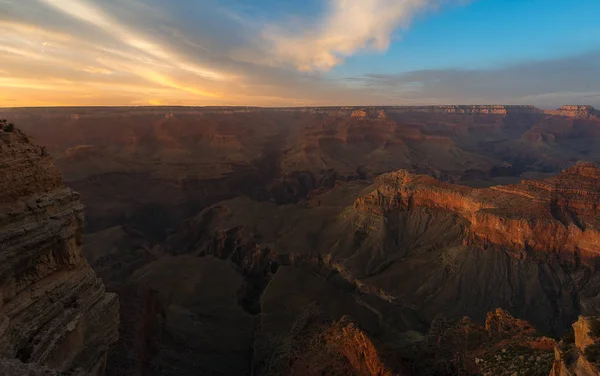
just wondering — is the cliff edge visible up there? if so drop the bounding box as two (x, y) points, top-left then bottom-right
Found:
(354, 161), (600, 261)
(550, 316), (600, 376)
(0, 127), (119, 375)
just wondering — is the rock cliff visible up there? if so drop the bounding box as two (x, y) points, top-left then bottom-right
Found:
(550, 316), (600, 376)
(411, 308), (556, 375)
(354, 161), (600, 261)
(545, 105), (598, 119)
(257, 304), (407, 376)
(0, 128), (119, 374)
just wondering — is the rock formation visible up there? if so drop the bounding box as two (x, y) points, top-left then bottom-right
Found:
(545, 105), (598, 119)
(411, 308), (556, 375)
(9, 104), (600, 236)
(0, 128), (119, 375)
(256, 304), (407, 376)
(171, 162), (600, 337)
(5, 106), (600, 375)
(550, 316), (600, 376)
(355, 161), (600, 261)
(351, 109), (368, 118)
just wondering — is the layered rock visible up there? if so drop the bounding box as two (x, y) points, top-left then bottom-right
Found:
(545, 105), (598, 119)
(411, 308), (556, 375)
(0, 358), (89, 375)
(351, 109), (368, 118)
(384, 105), (541, 115)
(169, 170), (600, 336)
(0, 129), (119, 374)
(550, 316), (600, 376)
(339, 105), (541, 118)
(257, 305), (407, 376)
(354, 161), (600, 261)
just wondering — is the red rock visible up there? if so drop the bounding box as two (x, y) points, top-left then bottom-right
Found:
(354, 162), (600, 261)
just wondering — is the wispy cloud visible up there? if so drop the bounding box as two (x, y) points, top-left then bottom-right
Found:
(38, 0), (226, 82)
(263, 0), (462, 71)
(0, 0), (597, 107)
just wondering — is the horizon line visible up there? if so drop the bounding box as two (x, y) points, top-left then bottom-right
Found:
(1, 104), (595, 110)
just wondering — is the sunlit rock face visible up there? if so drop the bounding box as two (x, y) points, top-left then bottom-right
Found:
(0, 128), (119, 375)
(550, 316), (600, 376)
(355, 162), (600, 258)
(545, 105), (598, 119)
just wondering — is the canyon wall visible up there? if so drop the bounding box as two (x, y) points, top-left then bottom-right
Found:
(354, 162), (600, 260)
(550, 316), (600, 376)
(0, 128), (119, 374)
(544, 105), (598, 119)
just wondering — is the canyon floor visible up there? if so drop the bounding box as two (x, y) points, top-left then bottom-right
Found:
(1, 105), (600, 375)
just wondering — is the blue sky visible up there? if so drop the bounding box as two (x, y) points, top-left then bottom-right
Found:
(1, 0), (599, 107)
(333, 0), (600, 76)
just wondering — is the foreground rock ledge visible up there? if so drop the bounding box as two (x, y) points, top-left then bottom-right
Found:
(0, 128), (119, 375)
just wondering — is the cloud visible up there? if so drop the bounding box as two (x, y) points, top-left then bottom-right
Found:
(0, 0), (597, 107)
(352, 50), (600, 107)
(38, 0), (226, 82)
(0, 0), (375, 106)
(263, 0), (460, 71)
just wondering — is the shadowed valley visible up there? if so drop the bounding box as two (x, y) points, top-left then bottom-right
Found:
(1, 105), (599, 375)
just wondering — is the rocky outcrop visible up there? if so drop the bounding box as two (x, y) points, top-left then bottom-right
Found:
(354, 161), (600, 261)
(411, 309), (556, 375)
(545, 105), (598, 119)
(298, 105), (541, 117)
(0, 358), (89, 375)
(0, 129), (119, 374)
(550, 316), (600, 376)
(338, 105), (541, 118)
(351, 109), (368, 118)
(384, 105), (541, 115)
(257, 305), (406, 376)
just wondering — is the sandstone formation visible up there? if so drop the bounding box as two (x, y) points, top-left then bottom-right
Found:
(4, 106), (600, 375)
(0, 129), (119, 375)
(545, 105), (598, 119)
(257, 304), (406, 376)
(550, 316), (600, 376)
(351, 109), (368, 118)
(8, 104), (599, 239)
(168, 162), (600, 337)
(411, 308), (556, 375)
(355, 161), (600, 260)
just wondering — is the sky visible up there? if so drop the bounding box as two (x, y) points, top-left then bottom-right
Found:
(0, 0), (599, 107)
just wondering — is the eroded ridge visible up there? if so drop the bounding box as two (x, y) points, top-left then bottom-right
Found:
(0, 129), (119, 375)
(354, 162), (600, 260)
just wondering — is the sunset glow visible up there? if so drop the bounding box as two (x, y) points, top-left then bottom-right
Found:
(1, 0), (599, 107)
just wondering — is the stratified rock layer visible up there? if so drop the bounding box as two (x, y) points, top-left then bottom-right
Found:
(550, 316), (600, 376)
(545, 105), (598, 119)
(411, 308), (556, 375)
(257, 305), (406, 376)
(0, 129), (119, 374)
(355, 161), (600, 260)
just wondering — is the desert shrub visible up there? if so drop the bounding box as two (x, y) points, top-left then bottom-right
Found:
(584, 344), (600, 364)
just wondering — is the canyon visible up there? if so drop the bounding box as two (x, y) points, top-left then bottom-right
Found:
(0, 105), (599, 375)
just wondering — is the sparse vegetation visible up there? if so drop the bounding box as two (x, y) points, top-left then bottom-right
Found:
(0, 119), (15, 132)
(585, 344), (600, 364)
